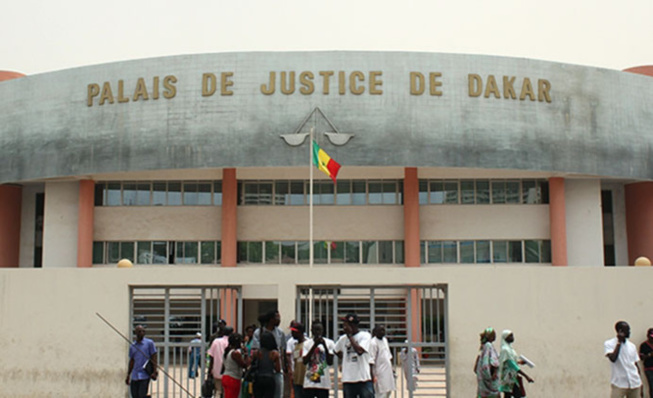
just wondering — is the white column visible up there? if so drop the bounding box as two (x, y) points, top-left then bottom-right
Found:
(42, 182), (80, 267)
(565, 179), (604, 266)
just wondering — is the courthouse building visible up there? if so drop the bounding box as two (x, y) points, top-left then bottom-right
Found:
(1, 52), (653, 397)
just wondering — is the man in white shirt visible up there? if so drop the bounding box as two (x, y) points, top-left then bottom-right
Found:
(369, 325), (395, 398)
(334, 313), (374, 398)
(303, 321), (335, 398)
(604, 321), (642, 398)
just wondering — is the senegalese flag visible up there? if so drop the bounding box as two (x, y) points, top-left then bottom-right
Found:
(312, 141), (341, 183)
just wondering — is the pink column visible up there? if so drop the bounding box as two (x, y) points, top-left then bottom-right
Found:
(0, 185), (22, 267)
(549, 177), (568, 266)
(404, 167), (420, 268)
(221, 168), (237, 267)
(77, 180), (95, 268)
(625, 182), (653, 265)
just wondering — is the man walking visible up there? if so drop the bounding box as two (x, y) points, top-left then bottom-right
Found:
(126, 325), (158, 398)
(605, 321), (642, 398)
(370, 325), (395, 398)
(335, 313), (374, 398)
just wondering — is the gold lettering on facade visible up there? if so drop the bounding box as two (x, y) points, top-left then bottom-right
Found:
(369, 71), (383, 95)
(350, 71), (365, 95)
(133, 78), (149, 101)
(153, 76), (160, 99)
(503, 76), (516, 99)
(538, 79), (552, 103)
(281, 71), (296, 95)
(87, 84), (100, 107)
(117, 80), (129, 103)
(162, 75), (177, 99)
(338, 71), (346, 95)
(261, 72), (275, 95)
(202, 73), (217, 96)
(299, 71), (315, 95)
(410, 72), (425, 95)
(468, 74), (482, 97)
(484, 75), (500, 99)
(221, 72), (234, 96)
(519, 78), (535, 101)
(429, 72), (442, 96)
(99, 82), (115, 105)
(319, 71), (333, 94)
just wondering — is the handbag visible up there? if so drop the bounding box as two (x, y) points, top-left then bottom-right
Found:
(143, 359), (156, 379)
(201, 376), (215, 398)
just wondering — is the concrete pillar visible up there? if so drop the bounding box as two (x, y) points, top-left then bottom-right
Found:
(404, 167), (420, 267)
(625, 182), (653, 265)
(0, 185), (22, 267)
(221, 168), (238, 267)
(549, 177), (568, 266)
(77, 180), (95, 268)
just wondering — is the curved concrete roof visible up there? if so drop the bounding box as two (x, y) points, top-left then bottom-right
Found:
(1, 51), (652, 183)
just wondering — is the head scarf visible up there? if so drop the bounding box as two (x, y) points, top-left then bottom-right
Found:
(480, 327), (494, 345)
(499, 329), (518, 363)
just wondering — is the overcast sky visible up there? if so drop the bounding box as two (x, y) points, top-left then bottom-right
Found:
(2, 0), (652, 75)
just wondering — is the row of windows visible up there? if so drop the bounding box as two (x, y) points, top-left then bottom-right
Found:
(420, 240), (551, 264)
(238, 240), (405, 264)
(94, 179), (548, 207)
(94, 181), (223, 206)
(93, 239), (550, 265)
(93, 241), (222, 264)
(418, 179), (549, 205)
(239, 180), (404, 206)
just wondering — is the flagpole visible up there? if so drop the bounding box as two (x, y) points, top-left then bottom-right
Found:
(309, 128), (314, 327)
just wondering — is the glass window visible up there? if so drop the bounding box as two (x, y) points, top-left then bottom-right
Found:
(420, 241), (426, 264)
(429, 181), (445, 204)
(213, 181), (223, 205)
(122, 182), (137, 206)
(444, 181), (459, 204)
(395, 241), (404, 264)
(506, 181), (520, 204)
(275, 182), (289, 205)
(508, 241), (522, 262)
(540, 181), (550, 204)
(368, 182), (383, 205)
(168, 182), (182, 206)
(94, 183), (105, 206)
(247, 242), (263, 263)
(331, 241), (345, 263)
(314, 241), (328, 264)
(461, 180), (475, 204)
(345, 241), (360, 263)
(361, 241), (378, 263)
(281, 241), (296, 263)
(136, 183), (151, 205)
(522, 180), (537, 204)
(185, 241), (198, 263)
(476, 240), (491, 263)
(152, 241), (167, 264)
(493, 241), (507, 263)
(443, 241), (457, 263)
(297, 241), (310, 264)
(352, 181), (366, 205)
(492, 181), (505, 204)
(258, 183), (273, 205)
(120, 242), (135, 262)
(136, 242), (151, 264)
(289, 182), (304, 205)
(382, 182), (397, 204)
(184, 183), (199, 205)
(153, 182), (166, 205)
(524, 240), (539, 263)
(316, 182), (334, 205)
(106, 182), (121, 206)
(201, 241), (215, 264)
(398, 182), (403, 204)
(476, 180), (490, 204)
(197, 182), (212, 205)
(541, 240), (552, 263)
(92, 242), (104, 264)
(378, 241), (394, 263)
(265, 241), (280, 264)
(107, 242), (120, 263)
(428, 241), (442, 263)
(244, 183), (259, 205)
(460, 240), (475, 263)
(418, 180), (428, 205)
(336, 181), (352, 205)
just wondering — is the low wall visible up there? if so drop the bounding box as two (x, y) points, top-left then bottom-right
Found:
(0, 266), (651, 397)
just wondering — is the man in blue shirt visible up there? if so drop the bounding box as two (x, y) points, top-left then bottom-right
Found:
(126, 325), (158, 398)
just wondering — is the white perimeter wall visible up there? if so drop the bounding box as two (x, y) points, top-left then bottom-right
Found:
(566, 179), (604, 266)
(0, 266), (652, 397)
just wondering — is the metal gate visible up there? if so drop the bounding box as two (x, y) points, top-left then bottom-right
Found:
(130, 286), (242, 398)
(296, 285), (448, 398)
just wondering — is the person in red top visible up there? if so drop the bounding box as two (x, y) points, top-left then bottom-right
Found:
(639, 328), (653, 398)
